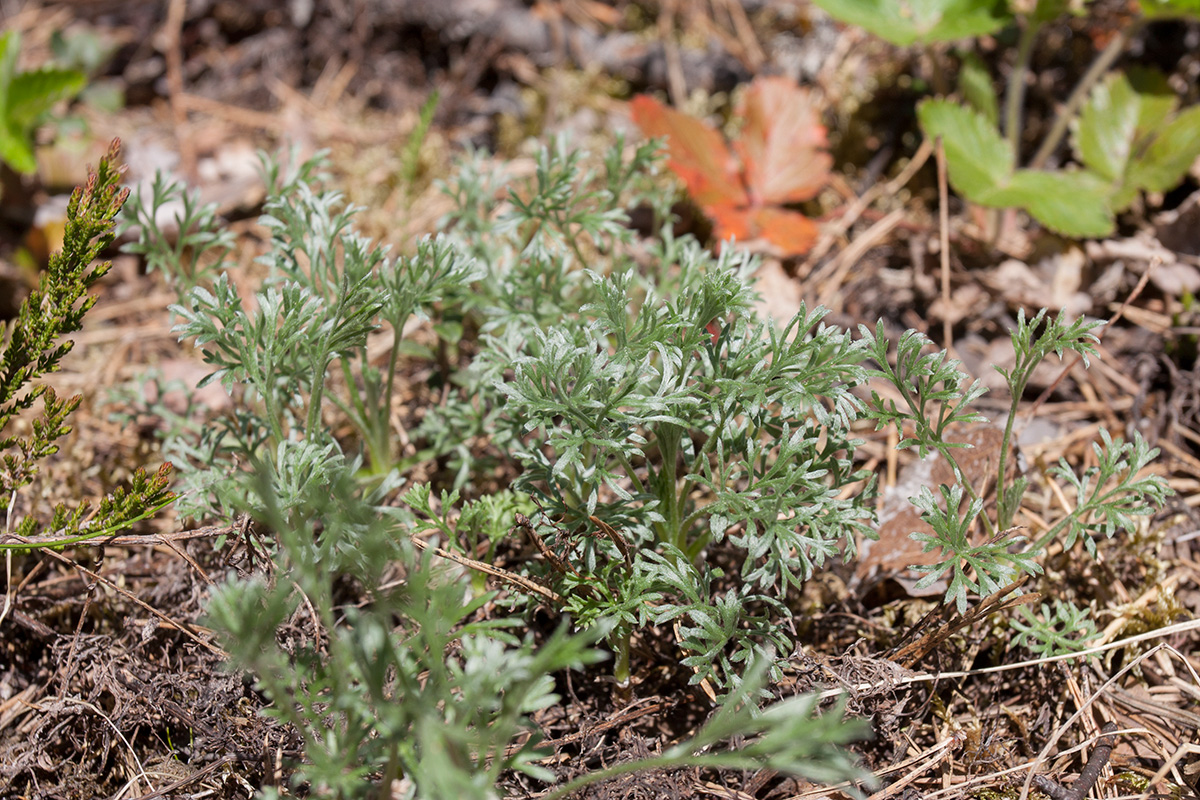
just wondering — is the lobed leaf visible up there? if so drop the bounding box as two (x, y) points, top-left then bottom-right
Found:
(812, 0), (1010, 46)
(919, 99), (1114, 236)
(733, 76), (831, 206)
(629, 94), (745, 209)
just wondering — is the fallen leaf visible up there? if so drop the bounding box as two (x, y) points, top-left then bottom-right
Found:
(629, 95), (744, 209)
(734, 76), (831, 207)
(630, 76), (830, 257)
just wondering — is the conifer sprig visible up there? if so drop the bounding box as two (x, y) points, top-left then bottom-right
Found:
(0, 139), (176, 550)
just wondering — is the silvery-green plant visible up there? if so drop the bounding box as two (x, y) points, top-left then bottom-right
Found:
(124, 127), (1172, 797)
(487, 249), (876, 692)
(204, 445), (607, 800)
(119, 169), (236, 290)
(126, 137), (876, 798)
(1010, 599), (1098, 658)
(124, 150), (479, 516)
(410, 138), (879, 694)
(860, 310), (1171, 614)
(209, 457), (873, 800)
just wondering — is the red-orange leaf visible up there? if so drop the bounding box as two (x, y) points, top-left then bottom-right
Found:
(707, 203), (756, 243)
(630, 77), (831, 258)
(630, 95), (746, 209)
(748, 207), (821, 255)
(709, 205), (820, 256)
(734, 77), (832, 206)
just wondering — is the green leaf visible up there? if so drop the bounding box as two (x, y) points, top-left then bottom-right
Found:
(920, 99), (1114, 237)
(1127, 105), (1200, 193)
(1136, 0), (1200, 19)
(1073, 71), (1141, 182)
(0, 30), (17, 102)
(812, 0), (1011, 45)
(0, 31), (27, 173)
(0, 31), (84, 175)
(1029, 0), (1080, 22)
(7, 67), (85, 129)
(917, 98), (1013, 196)
(0, 118), (35, 173)
(958, 53), (999, 127)
(992, 169), (1114, 237)
(1073, 70), (1200, 213)
(1127, 67), (1177, 133)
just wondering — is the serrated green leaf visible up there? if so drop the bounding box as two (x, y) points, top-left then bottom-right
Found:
(992, 169), (1114, 237)
(0, 32), (85, 175)
(1074, 71), (1140, 182)
(917, 98), (1013, 196)
(812, 0), (1010, 45)
(921, 99), (1114, 236)
(958, 52), (999, 127)
(1127, 67), (1176, 132)
(1071, 68), (1200, 213)
(7, 67), (85, 129)
(1137, 0), (1200, 18)
(1127, 105), (1200, 193)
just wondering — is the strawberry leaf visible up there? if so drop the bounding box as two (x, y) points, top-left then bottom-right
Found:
(990, 170), (1114, 237)
(7, 67), (85, 131)
(1073, 70), (1200, 213)
(630, 94), (746, 209)
(748, 207), (822, 256)
(812, 0), (1010, 45)
(709, 205), (821, 256)
(917, 98), (1013, 196)
(1073, 71), (1142, 184)
(920, 99), (1113, 237)
(1136, 0), (1200, 19)
(1127, 105), (1200, 193)
(958, 53), (999, 128)
(733, 77), (831, 206)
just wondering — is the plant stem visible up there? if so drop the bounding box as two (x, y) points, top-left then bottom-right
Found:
(337, 357), (388, 471)
(1028, 16), (1146, 170)
(655, 423), (683, 549)
(995, 392), (1022, 530)
(613, 623), (632, 685)
(1004, 18), (1042, 166)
